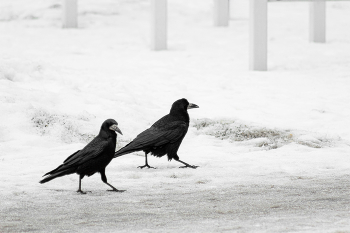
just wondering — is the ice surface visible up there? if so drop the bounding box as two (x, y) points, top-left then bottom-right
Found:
(0, 0), (350, 232)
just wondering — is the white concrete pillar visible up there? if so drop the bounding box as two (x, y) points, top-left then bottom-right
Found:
(249, 0), (268, 71)
(151, 0), (167, 50)
(309, 0), (326, 43)
(214, 0), (229, 26)
(62, 0), (78, 28)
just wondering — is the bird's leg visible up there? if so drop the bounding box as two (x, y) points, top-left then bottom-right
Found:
(100, 169), (125, 192)
(176, 159), (199, 169)
(105, 182), (126, 193)
(137, 153), (156, 169)
(77, 175), (87, 194)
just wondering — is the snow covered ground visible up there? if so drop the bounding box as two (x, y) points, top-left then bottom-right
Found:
(1, 0), (350, 232)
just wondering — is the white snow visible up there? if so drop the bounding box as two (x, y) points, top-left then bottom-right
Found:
(0, 0), (350, 232)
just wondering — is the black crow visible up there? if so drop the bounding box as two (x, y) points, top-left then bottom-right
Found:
(40, 119), (124, 194)
(114, 98), (199, 169)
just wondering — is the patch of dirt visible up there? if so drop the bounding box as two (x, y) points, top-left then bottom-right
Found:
(192, 118), (337, 150)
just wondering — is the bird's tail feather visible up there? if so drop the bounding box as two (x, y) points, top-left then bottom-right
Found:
(39, 167), (75, 184)
(42, 164), (65, 177)
(114, 146), (140, 158)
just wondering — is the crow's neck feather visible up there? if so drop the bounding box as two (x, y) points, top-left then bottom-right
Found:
(169, 109), (189, 123)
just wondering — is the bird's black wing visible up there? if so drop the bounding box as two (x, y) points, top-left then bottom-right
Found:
(137, 121), (187, 146)
(114, 121), (187, 157)
(43, 136), (109, 176)
(63, 137), (109, 165)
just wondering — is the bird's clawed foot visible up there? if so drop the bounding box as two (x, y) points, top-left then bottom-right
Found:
(107, 188), (126, 193)
(77, 189), (88, 194)
(179, 165), (199, 169)
(137, 164), (156, 169)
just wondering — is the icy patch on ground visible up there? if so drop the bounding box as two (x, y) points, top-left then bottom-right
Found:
(29, 108), (96, 144)
(193, 118), (338, 150)
(29, 108), (132, 149)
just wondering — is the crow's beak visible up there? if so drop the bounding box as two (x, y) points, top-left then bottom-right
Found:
(109, 124), (123, 135)
(187, 103), (199, 109)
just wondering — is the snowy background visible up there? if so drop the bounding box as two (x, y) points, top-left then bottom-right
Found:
(1, 0), (350, 232)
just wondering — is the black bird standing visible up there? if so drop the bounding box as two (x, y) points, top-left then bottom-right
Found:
(114, 98), (199, 169)
(40, 119), (124, 194)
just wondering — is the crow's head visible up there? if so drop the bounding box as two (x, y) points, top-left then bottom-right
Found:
(102, 119), (123, 135)
(171, 98), (199, 115)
